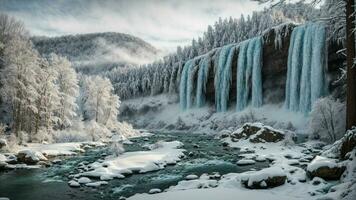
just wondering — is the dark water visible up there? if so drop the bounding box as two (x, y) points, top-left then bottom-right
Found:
(0, 132), (268, 200)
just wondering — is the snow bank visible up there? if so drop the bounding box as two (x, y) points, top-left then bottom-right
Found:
(78, 141), (185, 179)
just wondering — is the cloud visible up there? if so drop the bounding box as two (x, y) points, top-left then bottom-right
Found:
(0, 0), (264, 52)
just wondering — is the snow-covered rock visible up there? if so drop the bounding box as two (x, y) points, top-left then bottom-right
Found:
(185, 174), (198, 180)
(68, 180), (80, 187)
(241, 167), (287, 189)
(236, 159), (256, 166)
(307, 156), (345, 180)
(231, 123), (285, 143)
(17, 150), (47, 164)
(0, 139), (7, 149)
(148, 188), (162, 194)
(255, 155), (267, 162)
(77, 177), (92, 184)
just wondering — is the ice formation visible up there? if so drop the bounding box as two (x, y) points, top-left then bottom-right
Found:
(236, 37), (263, 111)
(285, 23), (328, 113)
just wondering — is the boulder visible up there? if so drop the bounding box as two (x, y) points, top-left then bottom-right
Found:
(241, 167), (287, 189)
(0, 161), (7, 170)
(218, 130), (231, 139)
(17, 150), (47, 165)
(307, 156), (346, 180)
(231, 123), (284, 143)
(78, 177), (92, 184)
(68, 180), (80, 187)
(0, 139), (7, 149)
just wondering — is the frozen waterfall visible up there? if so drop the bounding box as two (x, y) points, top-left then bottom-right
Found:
(285, 23), (328, 113)
(236, 37), (263, 111)
(214, 44), (236, 112)
(196, 53), (212, 107)
(179, 59), (194, 110)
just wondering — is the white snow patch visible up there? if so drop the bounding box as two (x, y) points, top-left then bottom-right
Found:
(236, 159), (256, 165)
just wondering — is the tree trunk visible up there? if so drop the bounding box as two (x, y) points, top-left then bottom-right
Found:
(346, 0), (356, 130)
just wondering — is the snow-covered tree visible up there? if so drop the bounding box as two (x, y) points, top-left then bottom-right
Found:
(81, 76), (120, 125)
(49, 53), (79, 129)
(0, 35), (40, 137)
(33, 57), (60, 139)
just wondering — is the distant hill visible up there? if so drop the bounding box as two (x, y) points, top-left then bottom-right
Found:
(32, 32), (160, 74)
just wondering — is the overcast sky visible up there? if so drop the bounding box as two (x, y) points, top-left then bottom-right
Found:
(0, 0), (265, 51)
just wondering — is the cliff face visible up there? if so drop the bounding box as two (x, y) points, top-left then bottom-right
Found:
(185, 24), (344, 108)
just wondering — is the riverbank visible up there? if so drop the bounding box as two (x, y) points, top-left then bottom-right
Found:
(1, 127), (355, 200)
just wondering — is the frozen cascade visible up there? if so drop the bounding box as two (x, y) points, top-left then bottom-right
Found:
(214, 44), (236, 112)
(196, 53), (212, 107)
(236, 37), (263, 111)
(285, 23), (328, 113)
(179, 59), (194, 110)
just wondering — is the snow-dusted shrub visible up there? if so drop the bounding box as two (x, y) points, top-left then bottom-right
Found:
(309, 97), (346, 143)
(52, 118), (87, 142)
(32, 128), (53, 143)
(238, 109), (257, 124)
(2, 134), (19, 152)
(18, 131), (29, 145)
(111, 121), (139, 139)
(110, 141), (125, 157)
(85, 120), (111, 141)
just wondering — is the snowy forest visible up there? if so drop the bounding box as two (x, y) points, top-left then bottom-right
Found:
(0, 0), (355, 200)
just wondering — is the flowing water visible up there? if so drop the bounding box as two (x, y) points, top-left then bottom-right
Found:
(0, 132), (268, 200)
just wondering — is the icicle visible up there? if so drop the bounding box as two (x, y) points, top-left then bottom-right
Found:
(236, 37), (263, 111)
(285, 23), (328, 113)
(214, 44), (235, 112)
